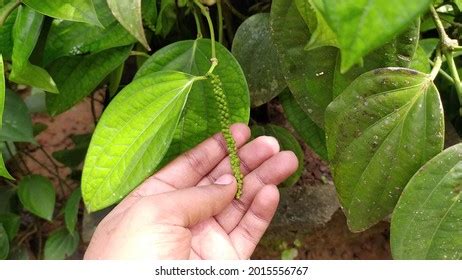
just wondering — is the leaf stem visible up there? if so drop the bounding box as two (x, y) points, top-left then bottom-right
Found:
(192, 7), (203, 39)
(429, 59), (454, 84)
(223, 0), (246, 21)
(0, 0), (20, 27)
(193, 0), (218, 75)
(217, 0), (224, 44)
(430, 49), (443, 81)
(430, 5), (462, 115)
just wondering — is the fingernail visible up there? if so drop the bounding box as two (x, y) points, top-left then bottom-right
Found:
(215, 174), (234, 185)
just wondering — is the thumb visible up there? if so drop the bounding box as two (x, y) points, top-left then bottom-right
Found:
(150, 174), (237, 227)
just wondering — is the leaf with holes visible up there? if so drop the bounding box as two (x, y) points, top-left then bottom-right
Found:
(391, 144), (462, 259)
(232, 13), (286, 107)
(82, 71), (200, 212)
(325, 68), (444, 231)
(136, 39), (249, 165)
(22, 0), (101, 26)
(107, 0), (149, 50)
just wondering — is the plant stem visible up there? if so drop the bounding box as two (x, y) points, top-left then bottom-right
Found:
(193, 0), (218, 74)
(430, 49), (443, 81)
(192, 7), (203, 38)
(429, 59), (454, 84)
(445, 52), (462, 105)
(129, 51), (150, 58)
(217, 0), (224, 44)
(0, 0), (20, 27)
(223, 0), (246, 21)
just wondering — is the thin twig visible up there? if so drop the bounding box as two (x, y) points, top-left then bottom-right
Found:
(38, 146), (66, 194)
(90, 93), (98, 127)
(223, 0), (246, 21)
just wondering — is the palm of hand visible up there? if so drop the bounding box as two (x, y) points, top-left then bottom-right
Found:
(84, 124), (298, 259)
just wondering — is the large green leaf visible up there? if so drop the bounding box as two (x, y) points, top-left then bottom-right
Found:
(82, 71), (200, 212)
(0, 224), (8, 260)
(107, 0), (149, 50)
(0, 56), (12, 179)
(46, 45), (132, 116)
(232, 13), (286, 107)
(64, 188), (81, 234)
(270, 0), (419, 127)
(0, 90), (35, 143)
(42, 0), (136, 66)
(325, 68), (444, 231)
(44, 228), (79, 260)
(310, 0), (430, 72)
(251, 124), (304, 188)
(136, 39), (250, 164)
(18, 175), (56, 221)
(410, 45), (431, 73)
(9, 6), (58, 93)
(391, 144), (462, 260)
(271, 0), (337, 127)
(22, 0), (101, 26)
(279, 90), (327, 160)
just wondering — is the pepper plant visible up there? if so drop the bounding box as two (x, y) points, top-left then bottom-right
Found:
(0, 0), (461, 260)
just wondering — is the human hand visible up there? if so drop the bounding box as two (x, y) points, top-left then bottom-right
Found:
(84, 124), (298, 259)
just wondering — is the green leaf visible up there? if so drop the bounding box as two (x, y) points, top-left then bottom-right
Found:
(332, 20), (420, 98)
(9, 6), (58, 93)
(52, 134), (91, 167)
(251, 124), (304, 188)
(44, 228), (79, 260)
(271, 0), (419, 127)
(46, 45), (132, 116)
(22, 0), (101, 26)
(295, 0), (339, 50)
(279, 90), (327, 160)
(82, 71), (199, 212)
(325, 68), (444, 231)
(0, 224), (8, 260)
(310, 0), (430, 72)
(0, 90), (35, 143)
(0, 186), (16, 213)
(271, 0), (337, 127)
(136, 39), (250, 164)
(42, 0), (136, 66)
(391, 144), (462, 260)
(232, 13), (286, 107)
(156, 0), (176, 38)
(18, 175), (56, 221)
(0, 7), (16, 60)
(420, 38), (439, 57)
(410, 46), (431, 73)
(0, 56), (12, 180)
(142, 0), (157, 31)
(0, 213), (20, 241)
(64, 188), (81, 234)
(107, 0), (150, 50)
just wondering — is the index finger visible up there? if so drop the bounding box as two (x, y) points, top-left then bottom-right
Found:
(153, 123), (251, 188)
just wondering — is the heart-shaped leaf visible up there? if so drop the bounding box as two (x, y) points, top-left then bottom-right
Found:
(279, 90), (327, 160)
(44, 228), (79, 260)
(18, 175), (56, 221)
(0, 90), (35, 143)
(9, 6), (58, 93)
(82, 71), (200, 212)
(310, 0), (430, 72)
(136, 39), (250, 165)
(0, 213), (20, 241)
(391, 144), (462, 259)
(325, 68), (444, 231)
(251, 124), (304, 188)
(46, 45), (132, 116)
(107, 0), (150, 50)
(232, 13), (286, 107)
(22, 0), (101, 26)
(42, 0), (136, 66)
